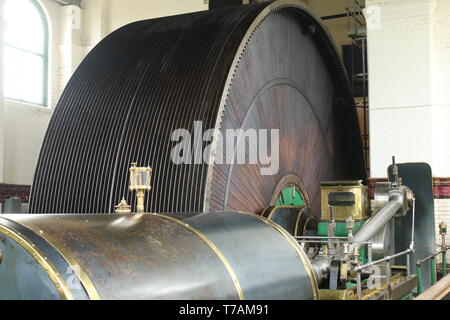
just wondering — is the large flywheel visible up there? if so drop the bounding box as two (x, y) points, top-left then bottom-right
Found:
(29, 0), (365, 215)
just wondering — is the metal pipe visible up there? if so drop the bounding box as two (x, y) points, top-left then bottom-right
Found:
(441, 224), (447, 277)
(408, 199), (416, 276)
(295, 236), (348, 240)
(407, 253), (411, 276)
(411, 199), (416, 246)
(417, 246), (450, 266)
(352, 190), (403, 247)
(417, 265), (423, 294)
(416, 246), (450, 291)
(443, 251), (447, 277)
(356, 271), (362, 300)
(386, 260), (391, 288)
(356, 249), (413, 272)
(297, 240), (373, 245)
(431, 258), (437, 285)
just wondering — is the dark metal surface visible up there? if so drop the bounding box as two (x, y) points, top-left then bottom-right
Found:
(261, 206), (316, 236)
(0, 236), (62, 299)
(0, 216), (89, 300)
(209, 0), (243, 9)
(0, 212), (317, 300)
(29, 0), (365, 215)
(388, 163), (436, 291)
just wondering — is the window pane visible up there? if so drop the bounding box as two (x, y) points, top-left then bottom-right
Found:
(22, 53), (44, 105)
(4, 0), (45, 54)
(3, 0), (47, 106)
(4, 46), (24, 100)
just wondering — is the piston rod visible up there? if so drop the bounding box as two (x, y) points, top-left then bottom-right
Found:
(352, 189), (404, 247)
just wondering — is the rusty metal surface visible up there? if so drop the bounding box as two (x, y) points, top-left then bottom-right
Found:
(2, 212), (316, 300)
(29, 0), (365, 215)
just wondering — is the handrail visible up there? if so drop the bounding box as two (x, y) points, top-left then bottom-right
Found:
(354, 248), (414, 300)
(355, 249), (413, 272)
(416, 245), (450, 294)
(295, 235), (372, 245)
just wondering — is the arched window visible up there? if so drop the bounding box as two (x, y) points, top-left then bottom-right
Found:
(3, 0), (49, 106)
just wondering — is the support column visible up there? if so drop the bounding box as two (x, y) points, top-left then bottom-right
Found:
(431, 0), (450, 178)
(367, 0), (437, 177)
(367, 0), (450, 265)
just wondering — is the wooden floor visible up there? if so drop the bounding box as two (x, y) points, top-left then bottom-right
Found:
(416, 274), (450, 300)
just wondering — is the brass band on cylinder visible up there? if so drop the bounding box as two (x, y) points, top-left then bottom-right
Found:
(239, 211), (319, 300)
(150, 213), (245, 300)
(23, 227), (101, 300)
(0, 224), (74, 300)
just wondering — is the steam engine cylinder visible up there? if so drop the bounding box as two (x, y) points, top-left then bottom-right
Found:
(0, 212), (318, 300)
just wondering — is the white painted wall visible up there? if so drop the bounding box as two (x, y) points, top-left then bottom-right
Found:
(431, 0), (450, 179)
(103, 0), (208, 35)
(79, 0), (208, 51)
(432, 0), (450, 260)
(367, 0), (450, 255)
(2, 0), (61, 185)
(368, 0), (450, 178)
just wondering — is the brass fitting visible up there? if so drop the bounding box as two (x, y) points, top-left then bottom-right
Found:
(346, 216), (355, 242)
(115, 198), (132, 214)
(440, 221), (447, 237)
(343, 243), (350, 258)
(322, 245), (329, 257)
(352, 245), (360, 266)
(440, 221), (447, 248)
(129, 163), (152, 214)
(340, 243), (350, 282)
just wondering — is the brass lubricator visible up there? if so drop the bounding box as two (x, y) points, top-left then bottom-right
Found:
(115, 163), (152, 214)
(129, 163), (152, 213)
(346, 216), (355, 243)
